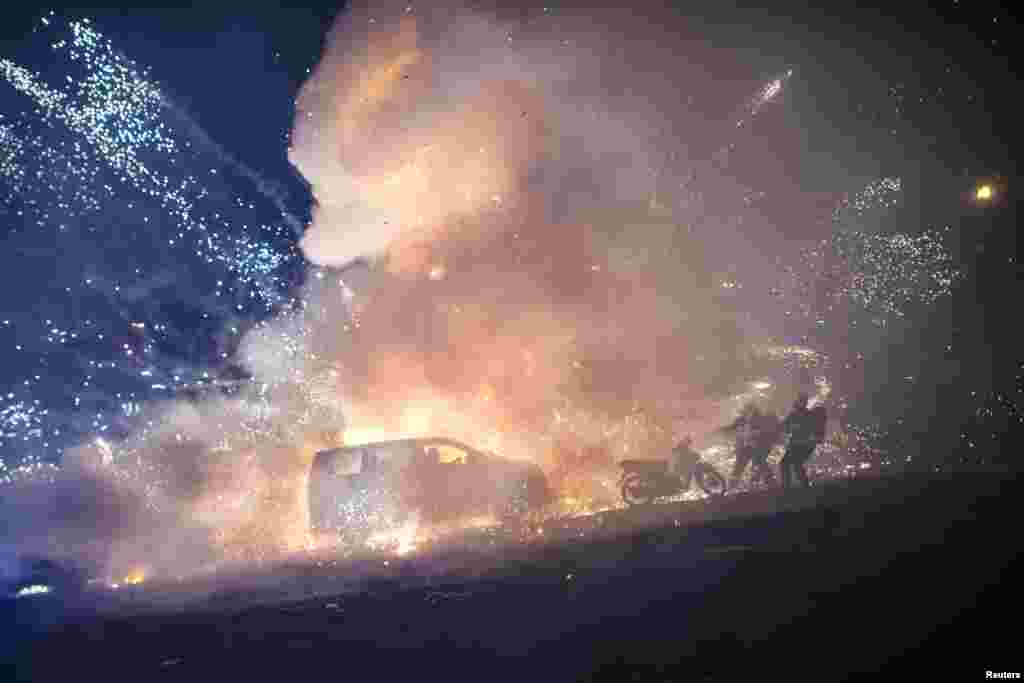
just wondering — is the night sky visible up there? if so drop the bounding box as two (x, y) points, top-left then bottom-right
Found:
(1, 0), (1019, 479)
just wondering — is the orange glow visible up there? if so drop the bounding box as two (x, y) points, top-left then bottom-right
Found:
(366, 514), (422, 556)
(123, 567), (146, 585)
(337, 16), (423, 148)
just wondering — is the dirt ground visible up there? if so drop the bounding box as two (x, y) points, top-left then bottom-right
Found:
(4, 470), (1019, 681)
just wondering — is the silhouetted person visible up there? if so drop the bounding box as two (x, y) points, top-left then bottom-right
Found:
(720, 403), (760, 490)
(671, 435), (701, 488)
(750, 410), (782, 486)
(780, 393), (827, 490)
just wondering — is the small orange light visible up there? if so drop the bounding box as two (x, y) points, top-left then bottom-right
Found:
(124, 568), (146, 585)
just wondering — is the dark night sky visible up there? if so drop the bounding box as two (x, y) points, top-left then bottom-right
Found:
(0, 2), (1019, 466)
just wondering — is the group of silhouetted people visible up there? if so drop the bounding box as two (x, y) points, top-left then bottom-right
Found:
(672, 392), (827, 493)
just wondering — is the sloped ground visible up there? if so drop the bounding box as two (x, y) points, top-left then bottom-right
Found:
(4, 469), (1019, 681)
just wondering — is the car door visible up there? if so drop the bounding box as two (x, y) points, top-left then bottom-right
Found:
(428, 440), (476, 517)
(463, 448), (507, 514)
(311, 448), (362, 528)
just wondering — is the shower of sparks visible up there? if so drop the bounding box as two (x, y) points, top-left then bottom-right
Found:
(1, 16), (303, 464)
(779, 178), (960, 326)
(832, 176), (902, 223)
(833, 227), (960, 318)
(0, 454), (60, 486)
(958, 369), (1024, 462)
(736, 69), (792, 129)
(0, 18), (298, 293)
(756, 344), (827, 371)
(823, 178), (925, 318)
(705, 70), (795, 175)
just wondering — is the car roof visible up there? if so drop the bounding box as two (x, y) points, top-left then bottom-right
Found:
(311, 438), (540, 473)
(330, 436), (474, 449)
(314, 437), (482, 459)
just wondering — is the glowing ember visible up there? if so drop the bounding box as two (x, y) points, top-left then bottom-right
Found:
(123, 567), (146, 585)
(976, 184), (993, 200)
(366, 512), (422, 556)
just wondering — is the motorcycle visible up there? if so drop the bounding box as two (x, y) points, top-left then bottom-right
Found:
(619, 458), (727, 506)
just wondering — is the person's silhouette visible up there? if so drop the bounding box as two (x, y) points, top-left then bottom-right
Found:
(781, 393), (826, 490)
(721, 403), (760, 489)
(671, 435), (700, 489)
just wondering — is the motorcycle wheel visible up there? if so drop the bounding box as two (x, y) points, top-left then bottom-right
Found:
(697, 467), (727, 498)
(621, 472), (656, 506)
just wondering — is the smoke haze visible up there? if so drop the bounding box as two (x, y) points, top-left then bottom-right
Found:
(3, 1), (824, 583)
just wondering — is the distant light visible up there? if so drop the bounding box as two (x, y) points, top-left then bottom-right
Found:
(16, 584), (52, 597)
(976, 185), (994, 200)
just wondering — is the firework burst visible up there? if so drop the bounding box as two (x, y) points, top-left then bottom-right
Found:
(1, 16), (304, 464)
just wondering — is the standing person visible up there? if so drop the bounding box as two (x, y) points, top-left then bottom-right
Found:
(720, 403), (760, 490)
(670, 435), (701, 490)
(806, 402), (828, 479)
(750, 410), (782, 486)
(781, 393), (827, 490)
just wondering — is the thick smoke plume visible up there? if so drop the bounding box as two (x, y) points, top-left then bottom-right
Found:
(288, 0), (764, 463)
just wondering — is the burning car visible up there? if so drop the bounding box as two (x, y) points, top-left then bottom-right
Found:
(309, 437), (552, 539)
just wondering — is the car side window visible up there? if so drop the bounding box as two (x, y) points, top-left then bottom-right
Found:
(366, 444), (410, 472)
(433, 443), (469, 465)
(361, 449), (380, 473)
(327, 449), (362, 475)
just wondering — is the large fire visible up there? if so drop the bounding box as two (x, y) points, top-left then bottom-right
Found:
(123, 567), (146, 585)
(4, 2), (852, 583)
(365, 512), (422, 556)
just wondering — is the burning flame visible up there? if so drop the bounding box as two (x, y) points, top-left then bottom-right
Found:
(366, 512), (422, 556)
(124, 567), (146, 585)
